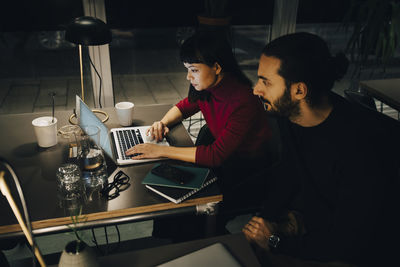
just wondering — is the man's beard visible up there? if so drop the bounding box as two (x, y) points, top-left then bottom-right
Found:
(262, 88), (300, 119)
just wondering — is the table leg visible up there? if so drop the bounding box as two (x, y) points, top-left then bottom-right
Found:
(196, 202), (219, 237)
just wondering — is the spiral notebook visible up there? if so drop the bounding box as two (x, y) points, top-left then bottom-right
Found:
(145, 175), (218, 204)
(142, 164), (210, 190)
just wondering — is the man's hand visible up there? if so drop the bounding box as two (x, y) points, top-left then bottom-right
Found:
(242, 216), (274, 250)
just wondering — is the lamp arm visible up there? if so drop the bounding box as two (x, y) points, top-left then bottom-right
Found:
(0, 160), (47, 267)
(79, 44), (85, 102)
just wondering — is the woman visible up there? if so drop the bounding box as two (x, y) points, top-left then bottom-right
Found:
(126, 32), (271, 182)
(127, 31), (273, 241)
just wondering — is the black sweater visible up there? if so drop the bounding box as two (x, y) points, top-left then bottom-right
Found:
(262, 93), (400, 266)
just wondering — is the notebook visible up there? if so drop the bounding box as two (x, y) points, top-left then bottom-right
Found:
(142, 163), (210, 190)
(157, 242), (242, 267)
(77, 95), (170, 166)
(145, 174), (218, 204)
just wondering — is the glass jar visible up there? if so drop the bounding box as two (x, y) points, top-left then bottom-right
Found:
(58, 125), (82, 163)
(78, 125), (108, 200)
(56, 163), (86, 210)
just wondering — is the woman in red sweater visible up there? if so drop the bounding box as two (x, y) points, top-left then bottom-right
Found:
(126, 32), (271, 175)
(127, 31), (273, 241)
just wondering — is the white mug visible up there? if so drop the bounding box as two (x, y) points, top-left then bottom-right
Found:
(115, 102), (134, 126)
(32, 116), (58, 148)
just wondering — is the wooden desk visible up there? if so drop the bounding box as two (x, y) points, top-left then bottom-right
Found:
(360, 78), (400, 111)
(0, 104), (222, 238)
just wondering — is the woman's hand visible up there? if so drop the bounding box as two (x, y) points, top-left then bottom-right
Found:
(147, 121), (169, 142)
(242, 216), (274, 250)
(125, 143), (165, 159)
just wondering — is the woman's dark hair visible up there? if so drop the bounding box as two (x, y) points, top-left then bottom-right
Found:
(262, 32), (349, 107)
(180, 31), (252, 102)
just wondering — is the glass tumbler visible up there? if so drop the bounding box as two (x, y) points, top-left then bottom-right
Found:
(58, 125), (82, 163)
(56, 163), (86, 209)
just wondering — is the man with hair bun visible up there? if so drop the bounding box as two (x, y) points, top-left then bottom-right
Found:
(243, 32), (399, 267)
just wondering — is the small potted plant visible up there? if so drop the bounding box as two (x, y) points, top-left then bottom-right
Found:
(58, 207), (99, 267)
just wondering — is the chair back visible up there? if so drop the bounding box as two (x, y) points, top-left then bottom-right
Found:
(344, 89), (377, 111)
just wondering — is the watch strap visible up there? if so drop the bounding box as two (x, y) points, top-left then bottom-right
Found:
(268, 234), (281, 249)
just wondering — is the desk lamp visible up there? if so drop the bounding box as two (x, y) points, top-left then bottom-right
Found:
(65, 16), (112, 124)
(0, 158), (46, 267)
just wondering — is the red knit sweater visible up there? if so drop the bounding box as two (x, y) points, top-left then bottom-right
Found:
(176, 76), (271, 167)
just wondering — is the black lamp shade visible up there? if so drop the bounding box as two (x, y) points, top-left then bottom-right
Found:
(65, 16), (112, 46)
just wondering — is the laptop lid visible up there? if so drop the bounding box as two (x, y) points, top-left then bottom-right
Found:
(77, 95), (169, 166)
(77, 95), (115, 161)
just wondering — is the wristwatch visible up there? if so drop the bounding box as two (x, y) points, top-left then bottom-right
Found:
(268, 234), (281, 249)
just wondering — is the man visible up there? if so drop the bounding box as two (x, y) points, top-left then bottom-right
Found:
(243, 32), (399, 266)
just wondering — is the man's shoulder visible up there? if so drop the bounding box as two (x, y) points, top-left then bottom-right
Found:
(334, 93), (398, 125)
(332, 92), (400, 147)
(332, 93), (384, 127)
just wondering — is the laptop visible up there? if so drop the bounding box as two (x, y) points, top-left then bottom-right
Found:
(157, 242), (242, 267)
(77, 95), (170, 166)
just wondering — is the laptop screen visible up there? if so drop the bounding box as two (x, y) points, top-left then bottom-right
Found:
(78, 96), (114, 160)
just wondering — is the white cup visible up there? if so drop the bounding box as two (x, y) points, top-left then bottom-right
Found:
(32, 116), (58, 148)
(115, 102), (134, 126)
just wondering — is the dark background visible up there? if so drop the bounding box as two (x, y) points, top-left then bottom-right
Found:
(0, 0), (351, 32)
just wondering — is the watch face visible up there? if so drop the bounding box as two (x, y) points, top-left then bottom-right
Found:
(268, 234), (280, 248)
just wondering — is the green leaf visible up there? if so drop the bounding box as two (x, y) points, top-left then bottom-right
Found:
(66, 205), (87, 243)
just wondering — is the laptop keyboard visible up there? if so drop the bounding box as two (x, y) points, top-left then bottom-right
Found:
(116, 129), (144, 160)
